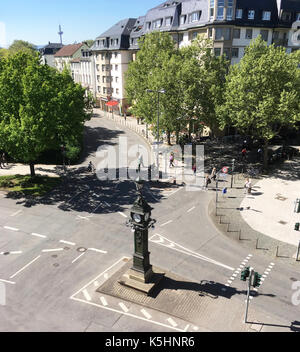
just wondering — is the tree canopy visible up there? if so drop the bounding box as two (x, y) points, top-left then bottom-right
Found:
(218, 36), (300, 168)
(0, 52), (93, 176)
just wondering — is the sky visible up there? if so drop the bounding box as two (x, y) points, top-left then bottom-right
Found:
(0, 0), (163, 48)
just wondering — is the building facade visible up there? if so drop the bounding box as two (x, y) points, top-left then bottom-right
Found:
(39, 42), (64, 68)
(54, 43), (90, 73)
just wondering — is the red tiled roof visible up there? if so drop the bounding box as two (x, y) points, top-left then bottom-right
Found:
(54, 43), (83, 57)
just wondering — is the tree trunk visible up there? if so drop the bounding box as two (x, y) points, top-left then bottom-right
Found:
(29, 163), (36, 178)
(167, 130), (171, 145)
(176, 129), (179, 145)
(263, 140), (269, 171)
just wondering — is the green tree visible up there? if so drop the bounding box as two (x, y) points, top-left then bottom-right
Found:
(8, 40), (36, 55)
(0, 52), (93, 177)
(218, 36), (300, 169)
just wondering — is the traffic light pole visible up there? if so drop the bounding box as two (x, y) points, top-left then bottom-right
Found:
(245, 267), (254, 324)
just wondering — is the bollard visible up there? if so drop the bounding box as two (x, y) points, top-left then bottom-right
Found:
(276, 246), (279, 257)
(256, 238), (259, 249)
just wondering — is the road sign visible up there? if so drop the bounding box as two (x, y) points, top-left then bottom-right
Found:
(221, 166), (229, 174)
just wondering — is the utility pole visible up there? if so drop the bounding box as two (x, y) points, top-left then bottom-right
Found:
(245, 267), (254, 323)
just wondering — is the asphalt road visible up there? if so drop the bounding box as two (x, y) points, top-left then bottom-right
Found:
(0, 116), (299, 332)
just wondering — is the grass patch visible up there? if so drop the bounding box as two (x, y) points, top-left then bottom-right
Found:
(0, 175), (62, 197)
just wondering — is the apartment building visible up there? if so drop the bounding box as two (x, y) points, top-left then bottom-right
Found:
(54, 43), (90, 73)
(70, 48), (96, 97)
(39, 42), (63, 68)
(90, 18), (136, 111)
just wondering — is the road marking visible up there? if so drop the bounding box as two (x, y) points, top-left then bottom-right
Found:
(10, 255), (41, 279)
(227, 280), (232, 284)
(151, 234), (234, 271)
(42, 248), (64, 253)
(31, 233), (47, 239)
(60, 240), (76, 246)
(4, 226), (19, 232)
(167, 318), (178, 327)
(10, 210), (22, 217)
(167, 188), (182, 197)
(118, 212), (128, 218)
(160, 220), (173, 227)
(82, 289), (91, 301)
(141, 309), (152, 320)
(187, 206), (196, 213)
(72, 253), (85, 264)
(70, 257), (130, 299)
(8, 251), (23, 255)
(193, 326), (199, 331)
(88, 248), (107, 254)
(104, 273), (109, 279)
(119, 302), (129, 313)
(100, 297), (108, 306)
(71, 297), (185, 332)
(184, 324), (190, 332)
(0, 279), (16, 285)
(76, 215), (90, 221)
(93, 281), (99, 287)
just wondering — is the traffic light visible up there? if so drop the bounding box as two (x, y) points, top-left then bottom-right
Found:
(253, 272), (262, 288)
(295, 223), (300, 231)
(241, 266), (250, 281)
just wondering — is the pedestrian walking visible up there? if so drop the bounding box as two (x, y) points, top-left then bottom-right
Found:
(205, 175), (211, 190)
(211, 167), (217, 181)
(241, 148), (247, 161)
(169, 153), (175, 168)
(244, 178), (252, 194)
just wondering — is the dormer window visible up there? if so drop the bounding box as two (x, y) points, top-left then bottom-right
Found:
(262, 11), (271, 21)
(189, 11), (201, 23)
(153, 19), (163, 28)
(180, 15), (186, 25)
(248, 10), (255, 20)
(165, 17), (173, 26)
(236, 9), (243, 19)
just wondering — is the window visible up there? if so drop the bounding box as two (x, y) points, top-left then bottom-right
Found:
(101, 54), (105, 60)
(116, 88), (119, 95)
(146, 22), (151, 30)
(103, 87), (106, 95)
(210, 0), (215, 20)
(262, 11), (271, 21)
(236, 9), (243, 19)
(215, 27), (223, 40)
(224, 28), (231, 40)
(260, 30), (268, 42)
(217, 0), (224, 20)
(192, 32), (198, 40)
(245, 29), (253, 39)
(232, 48), (239, 58)
(223, 48), (230, 59)
(248, 10), (255, 19)
(114, 39), (119, 46)
(114, 52), (118, 58)
(282, 12), (291, 21)
(165, 17), (173, 26)
(115, 76), (119, 83)
(208, 28), (213, 38)
(153, 19), (163, 28)
(233, 28), (240, 39)
(227, 0), (233, 20)
(180, 15), (186, 25)
(115, 64), (118, 71)
(96, 64), (100, 71)
(102, 76), (105, 83)
(273, 31), (279, 40)
(214, 48), (221, 56)
(190, 11), (200, 22)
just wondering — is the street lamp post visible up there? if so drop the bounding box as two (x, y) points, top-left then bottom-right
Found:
(231, 159), (235, 189)
(146, 89), (166, 180)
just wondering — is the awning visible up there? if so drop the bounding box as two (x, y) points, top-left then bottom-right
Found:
(105, 100), (119, 107)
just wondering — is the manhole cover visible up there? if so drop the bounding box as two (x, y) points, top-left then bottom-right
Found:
(77, 247), (87, 253)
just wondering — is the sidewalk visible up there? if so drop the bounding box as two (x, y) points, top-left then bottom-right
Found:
(0, 163), (64, 177)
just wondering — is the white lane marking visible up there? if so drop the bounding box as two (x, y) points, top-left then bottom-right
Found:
(160, 220), (173, 227)
(193, 326), (199, 331)
(227, 280), (232, 284)
(184, 324), (190, 332)
(167, 188), (182, 197)
(253, 288), (258, 292)
(88, 248), (107, 254)
(10, 210), (22, 217)
(93, 281), (99, 287)
(100, 297), (108, 306)
(187, 206), (196, 213)
(265, 268), (271, 272)
(104, 273), (109, 279)
(71, 297), (185, 332)
(8, 251), (23, 255)
(82, 289), (91, 301)
(70, 257), (130, 299)
(4, 226), (19, 232)
(0, 279), (16, 285)
(167, 318), (178, 327)
(118, 212), (128, 218)
(72, 253), (85, 264)
(76, 215), (90, 221)
(232, 274), (237, 277)
(31, 233), (47, 239)
(59, 240), (76, 246)
(119, 302), (129, 313)
(141, 309), (152, 320)
(9, 255), (41, 279)
(230, 277), (235, 281)
(42, 248), (64, 253)
(151, 234), (234, 271)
